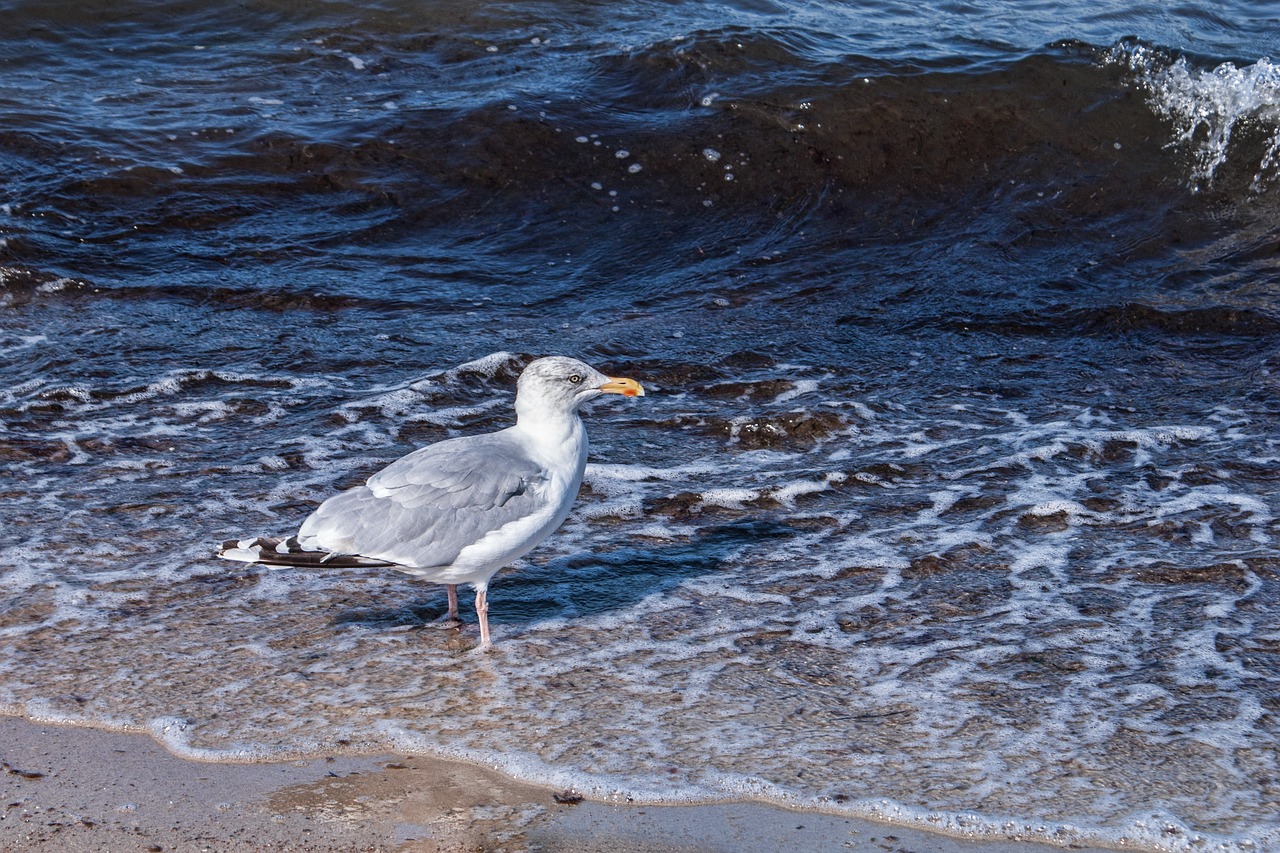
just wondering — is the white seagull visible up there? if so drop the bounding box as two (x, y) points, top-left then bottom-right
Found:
(218, 356), (645, 648)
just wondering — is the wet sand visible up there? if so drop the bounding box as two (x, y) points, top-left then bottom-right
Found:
(0, 716), (1118, 852)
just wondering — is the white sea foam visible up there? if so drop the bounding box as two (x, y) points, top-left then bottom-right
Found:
(0, 333), (47, 355)
(1109, 43), (1280, 189)
(771, 378), (821, 403)
(0, 354), (1276, 852)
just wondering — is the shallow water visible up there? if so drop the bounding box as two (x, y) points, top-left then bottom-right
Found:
(2, 1), (1280, 850)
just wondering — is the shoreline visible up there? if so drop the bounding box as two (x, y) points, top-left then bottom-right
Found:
(0, 715), (1124, 852)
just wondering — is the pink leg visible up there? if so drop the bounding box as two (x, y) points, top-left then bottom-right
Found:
(446, 584), (459, 621)
(474, 585), (491, 650)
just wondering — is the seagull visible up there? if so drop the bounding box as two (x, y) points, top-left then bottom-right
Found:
(218, 356), (645, 649)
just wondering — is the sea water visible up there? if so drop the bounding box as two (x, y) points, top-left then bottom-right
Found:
(2, 1), (1279, 849)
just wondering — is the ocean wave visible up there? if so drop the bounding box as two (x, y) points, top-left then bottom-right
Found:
(911, 302), (1280, 338)
(1107, 40), (1280, 190)
(7, 37), (1279, 285)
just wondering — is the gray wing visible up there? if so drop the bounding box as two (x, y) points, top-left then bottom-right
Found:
(297, 431), (550, 568)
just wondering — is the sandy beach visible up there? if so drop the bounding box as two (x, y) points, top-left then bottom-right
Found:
(0, 716), (1124, 853)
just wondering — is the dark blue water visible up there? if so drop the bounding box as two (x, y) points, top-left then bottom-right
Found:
(2, 2), (1279, 850)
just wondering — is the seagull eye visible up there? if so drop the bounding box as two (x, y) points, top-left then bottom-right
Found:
(568, 374), (583, 385)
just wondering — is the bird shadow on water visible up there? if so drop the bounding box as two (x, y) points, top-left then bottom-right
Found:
(329, 517), (793, 632)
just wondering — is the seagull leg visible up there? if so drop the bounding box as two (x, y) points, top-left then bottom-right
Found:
(446, 584), (459, 621)
(474, 584), (491, 650)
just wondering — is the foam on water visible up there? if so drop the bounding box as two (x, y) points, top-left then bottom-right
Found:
(6, 350), (1276, 850)
(1108, 42), (1280, 189)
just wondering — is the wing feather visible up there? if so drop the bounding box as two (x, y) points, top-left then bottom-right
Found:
(297, 431), (550, 568)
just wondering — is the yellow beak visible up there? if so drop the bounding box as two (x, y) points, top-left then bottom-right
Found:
(597, 376), (645, 398)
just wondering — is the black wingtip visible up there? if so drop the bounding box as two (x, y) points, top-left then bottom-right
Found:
(217, 536), (396, 569)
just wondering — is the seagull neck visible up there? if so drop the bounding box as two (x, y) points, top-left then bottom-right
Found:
(514, 407), (584, 447)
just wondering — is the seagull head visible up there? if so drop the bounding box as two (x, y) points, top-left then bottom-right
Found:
(516, 356), (645, 420)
